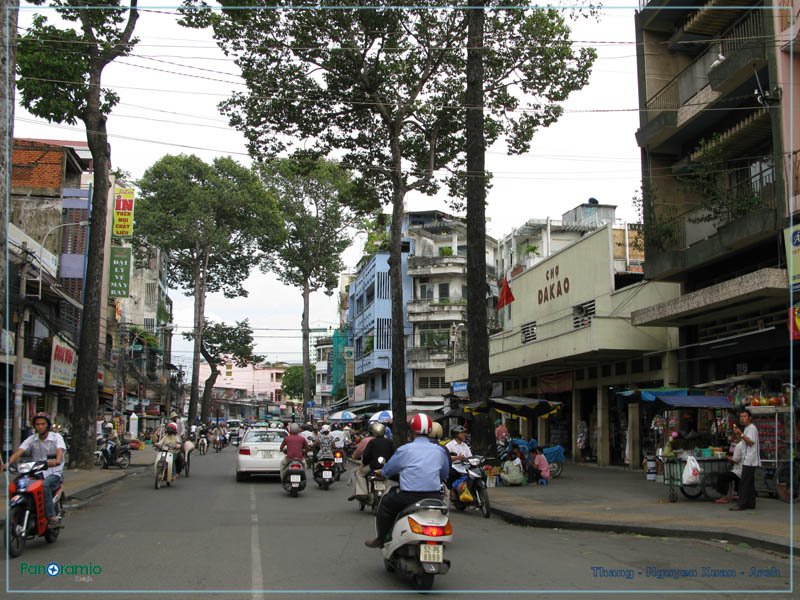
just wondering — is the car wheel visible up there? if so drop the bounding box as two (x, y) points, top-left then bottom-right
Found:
(236, 471), (248, 482)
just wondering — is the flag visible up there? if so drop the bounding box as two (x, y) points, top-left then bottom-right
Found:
(496, 276), (515, 310)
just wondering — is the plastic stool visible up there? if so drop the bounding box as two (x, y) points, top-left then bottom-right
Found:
(538, 479), (548, 486)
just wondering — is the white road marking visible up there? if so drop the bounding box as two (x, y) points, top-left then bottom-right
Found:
(250, 486), (264, 600)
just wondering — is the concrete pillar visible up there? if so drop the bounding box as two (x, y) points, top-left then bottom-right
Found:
(537, 414), (547, 446)
(663, 350), (679, 387)
(597, 385), (610, 466)
(571, 388), (581, 460)
(628, 402), (640, 469)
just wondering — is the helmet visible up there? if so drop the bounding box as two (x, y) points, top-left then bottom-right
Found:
(103, 422), (114, 430)
(288, 423), (300, 434)
(369, 422), (386, 437)
(451, 425), (466, 434)
(430, 422), (443, 440)
(409, 413), (432, 435)
(32, 412), (52, 430)
(321, 424), (330, 434)
(166, 422), (178, 433)
(169, 412), (178, 419)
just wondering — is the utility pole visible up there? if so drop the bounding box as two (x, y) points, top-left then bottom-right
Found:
(12, 248), (29, 449)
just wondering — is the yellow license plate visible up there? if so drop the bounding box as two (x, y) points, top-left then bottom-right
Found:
(419, 544), (443, 563)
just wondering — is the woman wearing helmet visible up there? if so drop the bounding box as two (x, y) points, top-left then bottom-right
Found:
(315, 424), (335, 460)
(349, 421), (394, 502)
(155, 422), (183, 479)
(364, 414), (450, 549)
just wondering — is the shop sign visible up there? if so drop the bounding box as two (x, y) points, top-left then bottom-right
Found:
(112, 187), (135, 238)
(109, 247), (132, 298)
(537, 264), (570, 305)
(23, 360), (46, 388)
(783, 225), (800, 291)
(451, 381), (468, 393)
(790, 305), (800, 341)
(145, 404), (161, 416)
(0, 329), (15, 364)
(49, 335), (77, 389)
(353, 384), (366, 403)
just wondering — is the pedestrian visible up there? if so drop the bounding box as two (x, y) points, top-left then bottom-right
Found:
(730, 409), (759, 511)
(714, 431), (745, 504)
(500, 445), (526, 486)
(528, 446), (551, 484)
(495, 418), (509, 443)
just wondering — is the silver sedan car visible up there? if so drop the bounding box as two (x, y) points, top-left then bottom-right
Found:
(236, 429), (287, 481)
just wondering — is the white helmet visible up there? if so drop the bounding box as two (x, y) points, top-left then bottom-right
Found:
(321, 424), (330, 434)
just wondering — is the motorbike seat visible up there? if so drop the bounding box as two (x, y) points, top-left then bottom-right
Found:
(396, 498), (448, 520)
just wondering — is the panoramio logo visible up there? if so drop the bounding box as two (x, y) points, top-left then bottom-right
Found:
(20, 562), (102, 576)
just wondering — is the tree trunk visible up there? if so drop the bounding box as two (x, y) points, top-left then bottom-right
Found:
(189, 249), (208, 424)
(388, 181), (408, 444)
(465, 1), (492, 456)
(0, 0), (19, 329)
(200, 365), (218, 422)
(301, 278), (312, 412)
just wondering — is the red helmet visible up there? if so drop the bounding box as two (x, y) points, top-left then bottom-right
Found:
(166, 422), (178, 433)
(409, 413), (432, 435)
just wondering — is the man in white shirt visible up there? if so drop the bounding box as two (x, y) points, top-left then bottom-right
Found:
(445, 425), (473, 461)
(730, 409), (760, 511)
(330, 426), (345, 450)
(1, 413), (66, 528)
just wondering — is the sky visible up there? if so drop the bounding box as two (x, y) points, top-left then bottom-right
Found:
(11, 4), (645, 374)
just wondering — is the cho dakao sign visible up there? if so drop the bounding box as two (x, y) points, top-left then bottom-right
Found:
(112, 187), (135, 238)
(537, 264), (570, 305)
(50, 335), (77, 388)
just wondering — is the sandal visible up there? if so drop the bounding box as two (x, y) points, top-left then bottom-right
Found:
(713, 497), (730, 504)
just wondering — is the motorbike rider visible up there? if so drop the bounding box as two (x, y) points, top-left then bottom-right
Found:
(101, 422), (121, 464)
(330, 424), (345, 451)
(364, 413), (449, 549)
(1, 413), (66, 529)
(279, 423), (309, 481)
(348, 421), (394, 502)
(155, 422), (183, 477)
(315, 424), (335, 461)
(169, 412), (185, 439)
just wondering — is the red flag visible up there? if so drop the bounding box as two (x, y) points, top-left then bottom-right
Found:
(496, 276), (515, 310)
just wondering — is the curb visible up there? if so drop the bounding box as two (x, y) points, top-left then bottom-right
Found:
(490, 506), (796, 555)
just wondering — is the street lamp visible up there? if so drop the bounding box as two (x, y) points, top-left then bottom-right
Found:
(35, 220), (90, 299)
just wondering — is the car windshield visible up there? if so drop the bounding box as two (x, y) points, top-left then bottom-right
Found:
(244, 430), (286, 444)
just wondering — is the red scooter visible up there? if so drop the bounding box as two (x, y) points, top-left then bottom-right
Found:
(4, 460), (65, 558)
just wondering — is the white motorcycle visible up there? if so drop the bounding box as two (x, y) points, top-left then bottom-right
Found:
(380, 495), (452, 590)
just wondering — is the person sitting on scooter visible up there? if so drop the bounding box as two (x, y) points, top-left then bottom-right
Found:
(102, 422), (121, 464)
(315, 424), (335, 460)
(528, 446), (551, 484)
(364, 413), (449, 549)
(155, 422), (182, 478)
(279, 423), (309, 481)
(1, 413), (66, 529)
(349, 422), (394, 502)
(445, 425), (472, 491)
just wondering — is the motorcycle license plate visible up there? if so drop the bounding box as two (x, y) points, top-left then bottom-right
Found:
(420, 544), (443, 563)
(290, 474), (301, 483)
(373, 481), (386, 491)
(335, 457), (342, 463)
(323, 470), (333, 479)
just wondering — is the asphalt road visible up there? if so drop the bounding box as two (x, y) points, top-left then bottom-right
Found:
(2, 448), (795, 599)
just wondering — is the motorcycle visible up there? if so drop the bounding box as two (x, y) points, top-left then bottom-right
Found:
(281, 458), (307, 497)
(94, 437), (131, 469)
(380, 494), (452, 590)
(153, 446), (176, 489)
(4, 460), (65, 558)
(198, 434), (209, 455)
(543, 445), (565, 478)
(359, 456), (396, 514)
(450, 455), (491, 518)
(313, 457), (336, 490)
(333, 449), (345, 481)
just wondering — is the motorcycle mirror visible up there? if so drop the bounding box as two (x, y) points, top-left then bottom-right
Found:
(377, 456), (385, 465)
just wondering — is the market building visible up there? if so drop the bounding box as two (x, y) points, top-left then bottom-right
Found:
(446, 224), (681, 466)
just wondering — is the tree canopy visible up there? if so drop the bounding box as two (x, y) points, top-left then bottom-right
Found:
(281, 365), (304, 401)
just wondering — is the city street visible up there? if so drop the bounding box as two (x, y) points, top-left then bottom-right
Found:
(2, 449), (794, 599)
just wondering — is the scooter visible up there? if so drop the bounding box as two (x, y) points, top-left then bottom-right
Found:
(358, 456), (396, 514)
(313, 457), (336, 490)
(95, 438), (131, 469)
(4, 460), (65, 558)
(153, 447), (176, 489)
(380, 493), (452, 590)
(281, 458), (307, 497)
(450, 455), (491, 518)
(198, 435), (209, 455)
(333, 449), (345, 481)
(543, 445), (565, 478)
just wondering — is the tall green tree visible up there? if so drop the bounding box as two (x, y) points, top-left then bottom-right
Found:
(183, 319), (262, 422)
(16, 0), (139, 468)
(135, 154), (283, 425)
(280, 365), (304, 401)
(181, 1), (596, 442)
(259, 158), (365, 407)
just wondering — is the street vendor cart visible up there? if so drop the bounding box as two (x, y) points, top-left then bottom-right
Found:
(749, 405), (798, 503)
(660, 454), (731, 503)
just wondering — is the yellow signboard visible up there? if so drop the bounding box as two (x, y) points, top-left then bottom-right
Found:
(783, 225), (800, 291)
(112, 187), (135, 238)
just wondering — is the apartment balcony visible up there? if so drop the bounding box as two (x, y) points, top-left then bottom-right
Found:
(407, 299), (468, 323)
(406, 346), (451, 370)
(707, 11), (767, 94)
(637, 0), (704, 34)
(408, 255), (467, 277)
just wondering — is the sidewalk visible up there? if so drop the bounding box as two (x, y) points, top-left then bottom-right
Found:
(489, 462), (799, 554)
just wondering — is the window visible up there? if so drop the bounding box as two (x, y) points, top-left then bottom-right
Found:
(438, 283), (450, 300)
(573, 301), (596, 329)
(381, 373), (387, 389)
(615, 362), (627, 376)
(146, 282), (158, 307)
(371, 377), (376, 392)
(575, 368), (585, 381)
(275, 372), (283, 382)
(520, 321), (537, 344)
(648, 356), (662, 371)
(588, 366), (597, 379)
(376, 318), (392, 350)
(355, 337), (363, 358)
(461, 285), (468, 301)
(418, 375), (447, 389)
(143, 317), (156, 333)
(601, 364), (611, 378)
(419, 278), (433, 300)
(365, 283), (375, 306)
(377, 272), (390, 299)
(631, 359), (643, 374)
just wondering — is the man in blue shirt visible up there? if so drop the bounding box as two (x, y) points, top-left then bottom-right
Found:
(364, 413), (449, 548)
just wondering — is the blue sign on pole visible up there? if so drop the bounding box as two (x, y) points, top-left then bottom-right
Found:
(451, 381), (468, 393)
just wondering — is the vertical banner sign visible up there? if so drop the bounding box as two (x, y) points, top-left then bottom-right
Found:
(50, 335), (77, 388)
(109, 247), (132, 298)
(783, 225), (800, 291)
(112, 187), (135, 238)
(790, 305), (800, 341)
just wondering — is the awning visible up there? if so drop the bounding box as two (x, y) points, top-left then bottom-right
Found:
(693, 370), (790, 389)
(617, 388), (690, 402)
(465, 396), (563, 420)
(653, 395), (733, 409)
